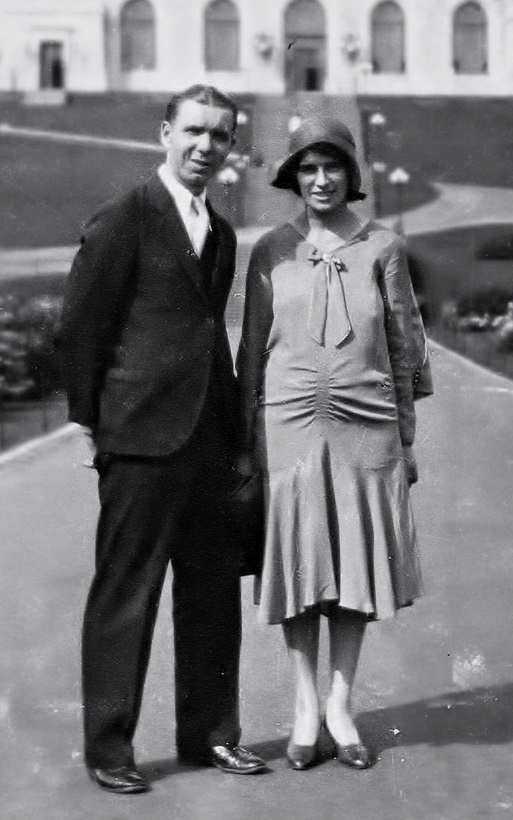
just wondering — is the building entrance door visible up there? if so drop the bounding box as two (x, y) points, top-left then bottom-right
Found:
(284, 0), (326, 91)
(39, 42), (65, 89)
(287, 41), (324, 91)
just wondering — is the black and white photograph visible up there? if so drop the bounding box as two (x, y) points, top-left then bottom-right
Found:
(0, 1), (512, 818)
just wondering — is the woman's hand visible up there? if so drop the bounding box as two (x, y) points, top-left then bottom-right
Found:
(402, 445), (418, 485)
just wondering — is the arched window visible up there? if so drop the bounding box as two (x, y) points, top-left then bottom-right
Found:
(284, 0), (326, 91)
(371, 1), (405, 74)
(453, 2), (487, 74)
(120, 0), (156, 71)
(205, 0), (240, 71)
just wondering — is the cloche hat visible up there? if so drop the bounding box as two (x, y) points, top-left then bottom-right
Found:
(271, 115), (366, 202)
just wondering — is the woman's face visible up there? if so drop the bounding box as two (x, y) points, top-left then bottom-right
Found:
(296, 150), (349, 214)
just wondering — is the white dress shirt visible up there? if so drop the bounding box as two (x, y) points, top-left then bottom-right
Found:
(158, 164), (210, 256)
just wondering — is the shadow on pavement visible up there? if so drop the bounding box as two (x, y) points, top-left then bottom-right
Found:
(358, 683), (513, 753)
(139, 751), (281, 783)
(137, 682), (513, 784)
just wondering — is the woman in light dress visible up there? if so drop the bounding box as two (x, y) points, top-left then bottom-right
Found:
(237, 117), (432, 771)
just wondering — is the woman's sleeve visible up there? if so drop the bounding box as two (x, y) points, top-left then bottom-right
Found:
(379, 237), (432, 446)
(236, 238), (274, 452)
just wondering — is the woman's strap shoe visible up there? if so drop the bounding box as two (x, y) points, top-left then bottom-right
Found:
(286, 739), (318, 771)
(322, 718), (374, 770)
(334, 743), (373, 769)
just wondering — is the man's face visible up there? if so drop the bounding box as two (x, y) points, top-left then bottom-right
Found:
(161, 99), (235, 194)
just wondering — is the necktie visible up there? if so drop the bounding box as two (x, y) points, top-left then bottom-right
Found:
(308, 248), (352, 347)
(188, 196), (209, 256)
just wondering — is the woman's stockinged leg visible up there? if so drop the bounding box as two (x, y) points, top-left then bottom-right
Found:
(282, 611), (321, 745)
(326, 608), (367, 745)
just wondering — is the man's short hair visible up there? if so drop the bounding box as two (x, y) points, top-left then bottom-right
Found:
(164, 85), (238, 133)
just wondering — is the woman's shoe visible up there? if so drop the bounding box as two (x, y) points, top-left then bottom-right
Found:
(322, 718), (374, 770)
(286, 738), (318, 771)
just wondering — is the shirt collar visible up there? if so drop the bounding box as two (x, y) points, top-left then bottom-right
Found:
(158, 164), (207, 222)
(288, 209), (370, 252)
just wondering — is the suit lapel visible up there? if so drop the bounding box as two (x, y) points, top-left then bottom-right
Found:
(206, 201), (229, 300)
(146, 175), (209, 305)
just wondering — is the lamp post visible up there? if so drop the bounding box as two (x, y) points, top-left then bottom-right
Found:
(217, 164), (241, 226)
(368, 112), (387, 217)
(0, 376), (5, 451)
(372, 161), (387, 218)
(388, 166), (410, 235)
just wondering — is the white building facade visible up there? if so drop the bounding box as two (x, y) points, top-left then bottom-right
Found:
(1, 0), (512, 96)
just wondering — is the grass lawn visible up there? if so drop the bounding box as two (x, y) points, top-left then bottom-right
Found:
(408, 223), (513, 314)
(0, 396), (68, 452)
(2, 94), (513, 246)
(0, 93), (167, 143)
(0, 134), (159, 247)
(362, 96), (513, 216)
(407, 223), (513, 380)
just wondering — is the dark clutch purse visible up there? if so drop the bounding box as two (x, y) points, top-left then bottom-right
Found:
(226, 471), (265, 577)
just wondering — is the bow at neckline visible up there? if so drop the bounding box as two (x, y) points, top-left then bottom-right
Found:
(307, 248), (352, 347)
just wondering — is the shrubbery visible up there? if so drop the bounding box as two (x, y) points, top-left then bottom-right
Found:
(456, 285), (513, 319)
(441, 285), (513, 353)
(0, 293), (63, 400)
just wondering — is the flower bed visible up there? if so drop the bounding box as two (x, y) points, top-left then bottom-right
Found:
(436, 285), (513, 380)
(0, 291), (63, 400)
(0, 276), (67, 450)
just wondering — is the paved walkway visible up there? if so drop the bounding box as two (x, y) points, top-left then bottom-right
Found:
(2, 342), (513, 819)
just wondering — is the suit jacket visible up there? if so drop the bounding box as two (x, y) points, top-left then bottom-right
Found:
(59, 174), (240, 456)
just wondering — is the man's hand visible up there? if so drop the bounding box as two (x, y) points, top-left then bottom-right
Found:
(402, 445), (418, 485)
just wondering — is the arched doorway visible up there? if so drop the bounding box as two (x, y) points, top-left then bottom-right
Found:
(284, 0), (326, 92)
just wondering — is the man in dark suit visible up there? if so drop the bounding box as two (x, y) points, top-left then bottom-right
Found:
(60, 84), (266, 794)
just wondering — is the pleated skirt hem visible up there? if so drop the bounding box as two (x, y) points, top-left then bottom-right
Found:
(254, 433), (423, 626)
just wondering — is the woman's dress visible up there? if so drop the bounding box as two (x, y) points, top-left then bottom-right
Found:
(237, 216), (432, 624)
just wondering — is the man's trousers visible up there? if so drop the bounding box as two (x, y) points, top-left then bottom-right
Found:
(82, 405), (242, 768)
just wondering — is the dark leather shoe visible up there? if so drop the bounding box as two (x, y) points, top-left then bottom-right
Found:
(87, 765), (149, 793)
(335, 743), (374, 769)
(286, 739), (318, 771)
(323, 718), (374, 770)
(211, 744), (267, 774)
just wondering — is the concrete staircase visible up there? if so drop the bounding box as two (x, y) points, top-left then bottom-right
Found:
(23, 90), (67, 107)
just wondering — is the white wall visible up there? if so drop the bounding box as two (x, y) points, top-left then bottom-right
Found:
(0, 0), (107, 92)
(0, 0), (512, 96)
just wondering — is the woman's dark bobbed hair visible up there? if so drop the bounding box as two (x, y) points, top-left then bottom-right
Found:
(270, 116), (366, 202)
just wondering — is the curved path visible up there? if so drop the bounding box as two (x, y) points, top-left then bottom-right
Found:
(389, 182), (513, 236)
